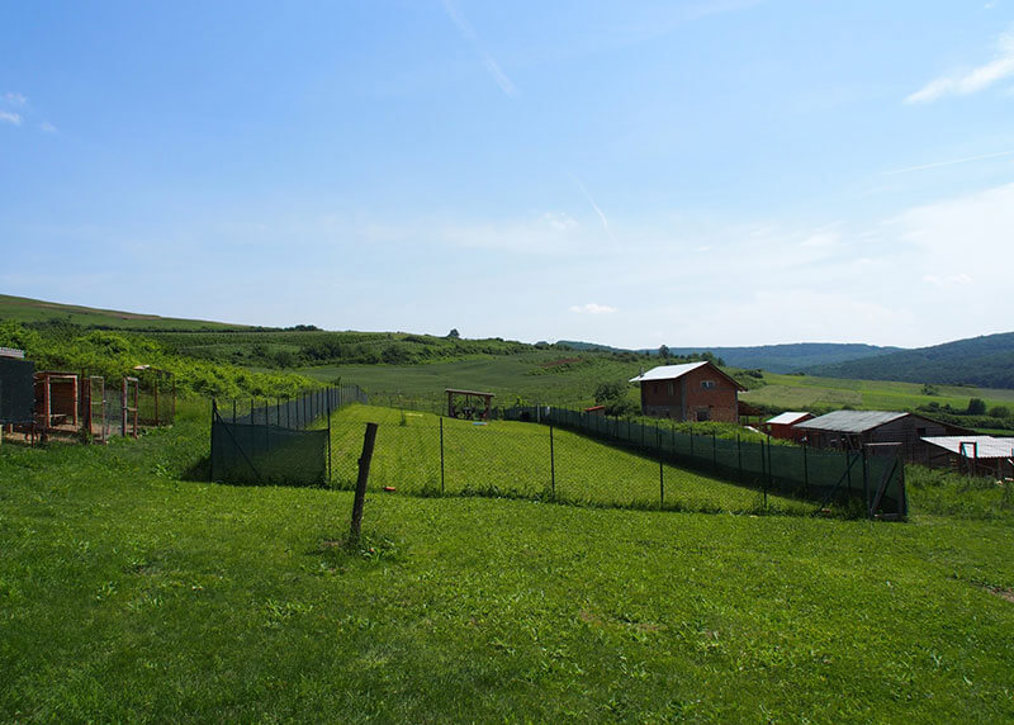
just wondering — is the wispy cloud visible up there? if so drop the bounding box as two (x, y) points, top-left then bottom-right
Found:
(885, 150), (1014, 175)
(3, 92), (27, 106)
(39, 121), (57, 134)
(0, 111), (23, 126)
(569, 303), (616, 315)
(441, 0), (517, 97)
(571, 175), (610, 231)
(906, 31), (1014, 103)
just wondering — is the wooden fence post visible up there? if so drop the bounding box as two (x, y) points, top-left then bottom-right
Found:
(349, 422), (379, 546)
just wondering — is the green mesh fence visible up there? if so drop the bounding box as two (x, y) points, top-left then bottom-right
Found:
(502, 405), (906, 516)
(210, 385), (367, 486)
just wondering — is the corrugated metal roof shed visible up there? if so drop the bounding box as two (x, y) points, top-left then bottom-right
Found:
(794, 410), (909, 434)
(765, 411), (812, 426)
(922, 436), (1014, 459)
(628, 361), (710, 383)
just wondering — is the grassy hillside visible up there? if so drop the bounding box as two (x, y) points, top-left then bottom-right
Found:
(740, 371), (1014, 413)
(659, 342), (901, 372)
(810, 332), (1014, 389)
(0, 294), (252, 331)
(1, 404), (1012, 721)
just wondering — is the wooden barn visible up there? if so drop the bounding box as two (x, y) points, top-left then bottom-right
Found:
(763, 411), (814, 441)
(793, 410), (971, 462)
(629, 361), (745, 423)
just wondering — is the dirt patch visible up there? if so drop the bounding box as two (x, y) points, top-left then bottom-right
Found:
(987, 586), (1014, 604)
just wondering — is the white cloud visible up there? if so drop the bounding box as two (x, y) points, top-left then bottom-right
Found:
(3, 92), (27, 106)
(0, 111), (22, 126)
(39, 121), (57, 133)
(569, 303), (616, 315)
(884, 150), (1014, 175)
(906, 32), (1014, 103)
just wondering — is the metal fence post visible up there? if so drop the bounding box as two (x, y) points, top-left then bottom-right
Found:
(210, 399), (217, 482)
(327, 389), (333, 486)
(736, 435), (742, 482)
(550, 424), (556, 498)
(658, 427), (664, 509)
(712, 432), (717, 473)
(439, 416), (445, 494)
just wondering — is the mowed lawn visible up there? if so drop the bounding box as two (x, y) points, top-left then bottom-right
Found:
(1, 407), (1013, 722)
(327, 404), (809, 515)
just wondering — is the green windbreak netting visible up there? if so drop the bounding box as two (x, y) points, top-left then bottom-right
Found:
(0, 358), (35, 424)
(501, 405), (906, 515)
(211, 421), (328, 486)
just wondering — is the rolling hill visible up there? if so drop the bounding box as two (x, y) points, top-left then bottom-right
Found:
(809, 332), (1014, 389)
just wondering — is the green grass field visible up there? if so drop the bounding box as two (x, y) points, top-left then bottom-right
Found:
(299, 359), (1014, 416)
(740, 371), (1014, 413)
(326, 405), (809, 515)
(0, 294), (250, 331)
(1, 405), (1012, 721)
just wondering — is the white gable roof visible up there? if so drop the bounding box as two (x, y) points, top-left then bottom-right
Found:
(628, 361), (710, 383)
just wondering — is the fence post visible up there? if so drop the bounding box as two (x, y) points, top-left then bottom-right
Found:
(550, 424), (556, 499)
(862, 446), (870, 518)
(803, 441), (809, 498)
(712, 432), (717, 473)
(210, 399), (217, 482)
(348, 422), (379, 546)
(439, 416), (445, 494)
(658, 427), (664, 509)
(737, 435), (742, 482)
(327, 389), (333, 486)
(233, 399), (236, 424)
(689, 425), (694, 456)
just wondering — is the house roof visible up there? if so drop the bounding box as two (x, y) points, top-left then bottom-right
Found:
(766, 411), (813, 426)
(629, 361), (709, 383)
(922, 436), (1014, 460)
(794, 410), (909, 434)
(628, 361), (746, 390)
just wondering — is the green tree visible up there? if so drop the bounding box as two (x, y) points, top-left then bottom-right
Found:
(658, 344), (670, 359)
(447, 328), (460, 339)
(967, 398), (987, 415)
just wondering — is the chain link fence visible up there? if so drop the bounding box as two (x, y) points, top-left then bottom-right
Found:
(324, 405), (905, 518)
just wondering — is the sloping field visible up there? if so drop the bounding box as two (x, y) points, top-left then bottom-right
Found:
(327, 405), (809, 515)
(0, 410), (1012, 721)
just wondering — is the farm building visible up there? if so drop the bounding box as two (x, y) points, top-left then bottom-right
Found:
(922, 435), (1014, 478)
(763, 411), (814, 441)
(0, 349), (35, 430)
(793, 410), (972, 462)
(629, 361), (745, 423)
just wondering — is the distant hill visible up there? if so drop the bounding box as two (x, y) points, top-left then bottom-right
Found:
(656, 343), (900, 372)
(808, 332), (1014, 389)
(558, 341), (898, 373)
(0, 294), (254, 331)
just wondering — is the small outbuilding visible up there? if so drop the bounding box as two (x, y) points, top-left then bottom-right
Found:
(629, 361), (745, 423)
(794, 410), (972, 462)
(922, 435), (1014, 478)
(763, 411), (815, 441)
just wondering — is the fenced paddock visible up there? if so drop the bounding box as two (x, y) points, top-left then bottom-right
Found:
(209, 395), (906, 518)
(327, 405), (816, 516)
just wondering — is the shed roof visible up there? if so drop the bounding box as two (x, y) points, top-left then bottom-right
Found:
(766, 411), (813, 426)
(794, 410), (909, 434)
(922, 436), (1014, 460)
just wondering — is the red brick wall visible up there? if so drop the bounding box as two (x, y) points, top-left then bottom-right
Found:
(639, 365), (739, 422)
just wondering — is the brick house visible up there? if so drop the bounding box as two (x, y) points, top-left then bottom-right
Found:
(629, 361), (745, 422)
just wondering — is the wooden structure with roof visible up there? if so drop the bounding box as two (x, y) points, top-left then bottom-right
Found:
(445, 388), (495, 420)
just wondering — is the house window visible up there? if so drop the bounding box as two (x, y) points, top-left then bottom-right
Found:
(696, 408), (710, 421)
(701, 380), (716, 390)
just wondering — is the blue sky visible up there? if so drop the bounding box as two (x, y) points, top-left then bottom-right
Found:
(2, 1), (1014, 349)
